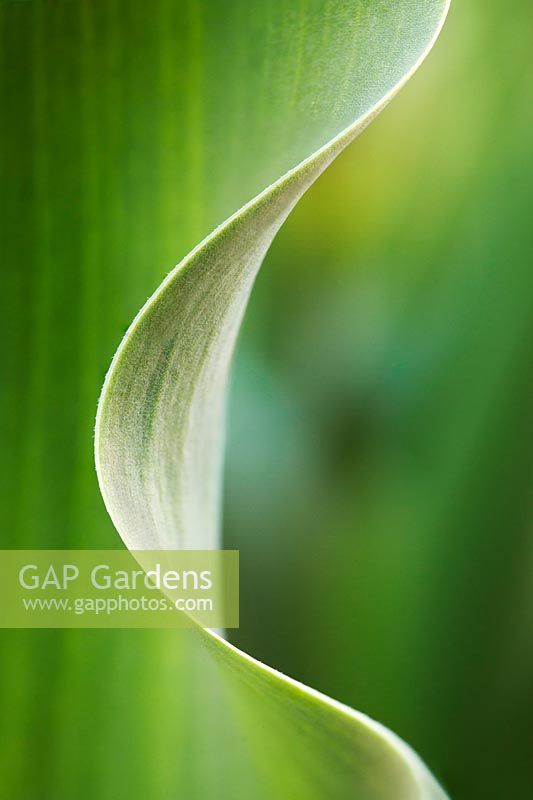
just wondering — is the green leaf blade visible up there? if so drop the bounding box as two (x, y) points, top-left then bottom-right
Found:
(92, 1), (451, 797)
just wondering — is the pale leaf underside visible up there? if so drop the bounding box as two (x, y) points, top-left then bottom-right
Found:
(95, 1), (451, 797)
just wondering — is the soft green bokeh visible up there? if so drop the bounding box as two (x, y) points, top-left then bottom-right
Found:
(227, 1), (533, 795)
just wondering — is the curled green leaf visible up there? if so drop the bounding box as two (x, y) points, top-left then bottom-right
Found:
(95, 1), (451, 797)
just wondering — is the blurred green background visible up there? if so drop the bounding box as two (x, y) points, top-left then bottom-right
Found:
(229, 2), (533, 793)
(1, 0), (532, 797)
